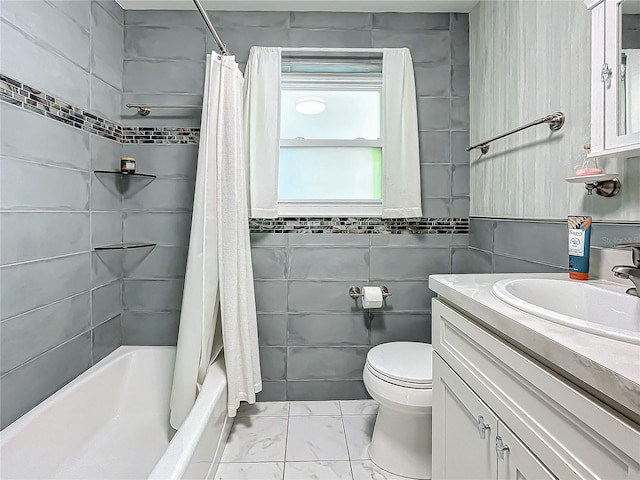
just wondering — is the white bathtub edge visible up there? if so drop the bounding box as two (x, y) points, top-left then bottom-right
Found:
(206, 412), (233, 479)
(148, 354), (230, 480)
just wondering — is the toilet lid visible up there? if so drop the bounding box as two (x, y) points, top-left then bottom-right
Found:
(366, 342), (433, 388)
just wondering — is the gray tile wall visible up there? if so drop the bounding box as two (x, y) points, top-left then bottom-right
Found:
(120, 11), (471, 397)
(251, 232), (468, 401)
(0, 0), (124, 429)
(120, 144), (197, 344)
(468, 218), (640, 274)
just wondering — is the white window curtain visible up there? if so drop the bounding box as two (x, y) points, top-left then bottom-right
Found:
(244, 46), (421, 219)
(381, 48), (422, 218)
(244, 46), (282, 218)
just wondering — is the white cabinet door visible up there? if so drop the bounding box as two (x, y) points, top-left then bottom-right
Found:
(433, 354), (498, 480)
(497, 422), (557, 480)
(434, 353), (558, 480)
(586, 0), (640, 158)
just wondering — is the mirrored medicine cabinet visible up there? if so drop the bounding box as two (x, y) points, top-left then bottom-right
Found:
(585, 0), (640, 159)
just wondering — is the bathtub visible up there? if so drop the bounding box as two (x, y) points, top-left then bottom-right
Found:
(0, 346), (231, 479)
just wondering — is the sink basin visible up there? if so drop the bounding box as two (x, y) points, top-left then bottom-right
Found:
(492, 279), (640, 345)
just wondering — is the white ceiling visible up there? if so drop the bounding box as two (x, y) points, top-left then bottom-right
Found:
(115, 0), (479, 13)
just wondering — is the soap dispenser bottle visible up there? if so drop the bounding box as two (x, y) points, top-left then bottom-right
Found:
(574, 144), (602, 176)
(568, 216), (592, 280)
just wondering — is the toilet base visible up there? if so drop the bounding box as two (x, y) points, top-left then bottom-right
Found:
(368, 402), (432, 479)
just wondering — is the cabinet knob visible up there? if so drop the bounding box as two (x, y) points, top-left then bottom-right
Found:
(496, 435), (510, 460)
(477, 415), (491, 439)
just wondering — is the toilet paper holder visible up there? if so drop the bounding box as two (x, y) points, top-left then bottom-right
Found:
(348, 286), (392, 299)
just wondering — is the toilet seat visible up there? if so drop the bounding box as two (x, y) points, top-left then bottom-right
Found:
(366, 342), (433, 389)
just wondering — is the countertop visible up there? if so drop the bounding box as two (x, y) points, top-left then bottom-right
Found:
(429, 273), (640, 424)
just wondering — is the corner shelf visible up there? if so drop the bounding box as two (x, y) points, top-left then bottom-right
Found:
(565, 173), (619, 183)
(94, 242), (156, 276)
(94, 170), (156, 198)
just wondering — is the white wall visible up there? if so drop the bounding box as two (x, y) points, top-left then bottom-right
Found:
(469, 0), (640, 221)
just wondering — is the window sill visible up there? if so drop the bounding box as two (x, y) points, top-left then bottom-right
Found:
(277, 202), (382, 217)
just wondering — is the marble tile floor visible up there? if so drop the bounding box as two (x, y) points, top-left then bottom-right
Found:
(215, 400), (418, 480)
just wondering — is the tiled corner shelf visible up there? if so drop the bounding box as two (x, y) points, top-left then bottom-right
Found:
(93, 170), (156, 198)
(94, 243), (156, 277)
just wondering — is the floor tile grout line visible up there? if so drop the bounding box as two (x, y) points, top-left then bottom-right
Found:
(284, 460), (352, 463)
(289, 413), (344, 417)
(338, 400), (358, 478)
(338, 402), (357, 477)
(218, 460), (286, 464)
(283, 401), (291, 473)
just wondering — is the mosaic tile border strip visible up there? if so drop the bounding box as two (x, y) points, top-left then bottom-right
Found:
(0, 74), (123, 142)
(121, 126), (200, 144)
(0, 73), (202, 144)
(249, 217), (470, 234)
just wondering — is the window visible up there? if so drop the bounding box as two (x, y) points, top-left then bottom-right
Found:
(244, 47), (421, 220)
(278, 73), (384, 216)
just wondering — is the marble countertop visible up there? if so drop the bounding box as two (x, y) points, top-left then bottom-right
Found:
(429, 273), (640, 424)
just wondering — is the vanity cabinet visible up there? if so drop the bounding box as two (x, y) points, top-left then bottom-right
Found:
(585, 0), (640, 159)
(432, 298), (640, 480)
(433, 355), (555, 480)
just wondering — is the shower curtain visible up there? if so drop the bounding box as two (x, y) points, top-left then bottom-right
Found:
(170, 54), (261, 428)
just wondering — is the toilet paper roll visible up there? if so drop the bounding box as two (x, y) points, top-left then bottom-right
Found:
(362, 286), (383, 309)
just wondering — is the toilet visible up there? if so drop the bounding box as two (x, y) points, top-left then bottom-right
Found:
(363, 341), (433, 480)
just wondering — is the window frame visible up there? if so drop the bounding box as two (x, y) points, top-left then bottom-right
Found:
(278, 72), (384, 217)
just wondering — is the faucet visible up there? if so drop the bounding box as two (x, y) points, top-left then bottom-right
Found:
(611, 243), (640, 297)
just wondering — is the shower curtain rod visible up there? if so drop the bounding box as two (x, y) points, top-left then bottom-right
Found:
(192, 0), (230, 56)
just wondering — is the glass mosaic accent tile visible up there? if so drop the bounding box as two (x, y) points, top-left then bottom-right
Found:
(0, 74), (123, 142)
(249, 217), (469, 234)
(121, 126), (200, 144)
(0, 73), (200, 145)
